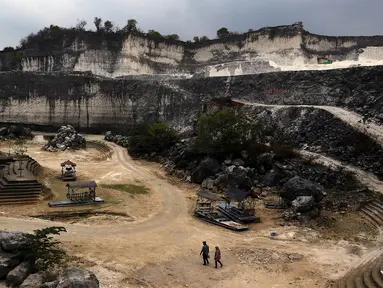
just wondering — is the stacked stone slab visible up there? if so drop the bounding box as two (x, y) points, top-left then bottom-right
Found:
(0, 157), (42, 205)
(332, 254), (383, 287)
(360, 200), (383, 228)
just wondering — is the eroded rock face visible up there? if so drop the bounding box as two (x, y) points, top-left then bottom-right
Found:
(56, 268), (99, 288)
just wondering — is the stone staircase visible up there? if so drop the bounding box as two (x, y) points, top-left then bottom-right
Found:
(331, 254), (383, 287)
(0, 157), (42, 205)
(360, 200), (383, 228)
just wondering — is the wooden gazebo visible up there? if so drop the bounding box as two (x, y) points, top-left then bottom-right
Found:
(60, 160), (76, 181)
(65, 180), (97, 201)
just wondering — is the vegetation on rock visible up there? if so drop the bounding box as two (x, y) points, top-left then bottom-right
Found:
(18, 226), (67, 271)
(128, 122), (179, 155)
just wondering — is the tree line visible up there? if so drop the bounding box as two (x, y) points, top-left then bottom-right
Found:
(1, 17), (259, 51)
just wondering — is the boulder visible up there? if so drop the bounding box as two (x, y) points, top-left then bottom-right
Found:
(20, 273), (44, 288)
(0, 231), (29, 252)
(6, 261), (33, 287)
(0, 252), (20, 278)
(280, 176), (326, 205)
(261, 169), (284, 187)
(291, 196), (316, 213)
(42, 280), (59, 288)
(191, 157), (221, 184)
(227, 166), (253, 190)
(56, 268), (99, 288)
(201, 178), (215, 190)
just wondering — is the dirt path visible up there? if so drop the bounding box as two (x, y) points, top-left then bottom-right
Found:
(0, 135), (380, 287)
(0, 140), (188, 236)
(232, 99), (383, 145)
(296, 150), (383, 194)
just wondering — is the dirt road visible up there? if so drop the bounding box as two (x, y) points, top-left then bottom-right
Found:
(232, 99), (383, 145)
(0, 136), (380, 287)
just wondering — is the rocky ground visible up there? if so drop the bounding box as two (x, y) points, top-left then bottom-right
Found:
(0, 230), (99, 287)
(0, 135), (380, 288)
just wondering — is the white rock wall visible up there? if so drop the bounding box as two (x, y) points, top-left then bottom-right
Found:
(18, 30), (383, 78)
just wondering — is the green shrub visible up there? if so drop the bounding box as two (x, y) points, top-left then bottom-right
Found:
(18, 226), (67, 271)
(195, 108), (255, 157)
(128, 122), (179, 155)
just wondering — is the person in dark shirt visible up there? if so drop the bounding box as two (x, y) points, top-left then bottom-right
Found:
(214, 246), (223, 268)
(200, 241), (210, 265)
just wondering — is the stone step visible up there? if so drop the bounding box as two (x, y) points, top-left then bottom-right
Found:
(0, 191), (41, 196)
(368, 203), (383, 215)
(371, 201), (383, 212)
(360, 208), (382, 227)
(0, 184), (41, 190)
(363, 206), (383, 225)
(355, 271), (368, 288)
(347, 277), (357, 288)
(0, 199), (39, 205)
(363, 270), (378, 288)
(371, 264), (383, 287)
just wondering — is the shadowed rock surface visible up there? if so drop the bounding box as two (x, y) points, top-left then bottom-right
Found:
(0, 65), (382, 134)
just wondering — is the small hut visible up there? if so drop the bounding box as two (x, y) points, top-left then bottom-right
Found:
(60, 160), (76, 181)
(65, 180), (97, 201)
(218, 187), (260, 223)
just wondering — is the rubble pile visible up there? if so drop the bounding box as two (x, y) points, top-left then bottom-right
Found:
(43, 125), (86, 151)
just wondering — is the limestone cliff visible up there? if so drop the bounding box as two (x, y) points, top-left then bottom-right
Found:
(2, 23), (383, 77)
(0, 66), (381, 134)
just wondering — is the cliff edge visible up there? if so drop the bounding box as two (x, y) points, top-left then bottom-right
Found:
(2, 23), (383, 77)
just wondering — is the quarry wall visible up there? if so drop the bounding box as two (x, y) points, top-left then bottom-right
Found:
(0, 65), (382, 134)
(2, 23), (383, 77)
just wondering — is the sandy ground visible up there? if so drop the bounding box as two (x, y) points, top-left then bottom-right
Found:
(0, 135), (381, 288)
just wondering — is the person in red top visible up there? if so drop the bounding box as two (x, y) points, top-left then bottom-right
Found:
(214, 246), (223, 268)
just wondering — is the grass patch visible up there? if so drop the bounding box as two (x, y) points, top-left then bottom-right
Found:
(100, 184), (150, 195)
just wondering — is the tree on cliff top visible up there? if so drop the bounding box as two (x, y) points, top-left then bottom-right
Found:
(94, 17), (102, 31)
(104, 20), (114, 33)
(165, 34), (180, 40)
(123, 19), (138, 32)
(147, 30), (162, 37)
(75, 19), (87, 31)
(217, 27), (230, 39)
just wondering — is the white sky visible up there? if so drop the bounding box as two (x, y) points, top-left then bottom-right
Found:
(0, 0), (383, 49)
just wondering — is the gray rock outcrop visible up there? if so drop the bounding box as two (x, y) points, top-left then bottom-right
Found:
(56, 268), (99, 288)
(280, 176), (327, 205)
(0, 230), (100, 287)
(43, 125), (86, 151)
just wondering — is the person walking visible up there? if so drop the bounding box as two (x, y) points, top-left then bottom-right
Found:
(214, 246), (223, 268)
(200, 241), (210, 265)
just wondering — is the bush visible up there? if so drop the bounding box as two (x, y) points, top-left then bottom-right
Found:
(18, 226), (67, 271)
(195, 108), (256, 158)
(128, 122), (179, 155)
